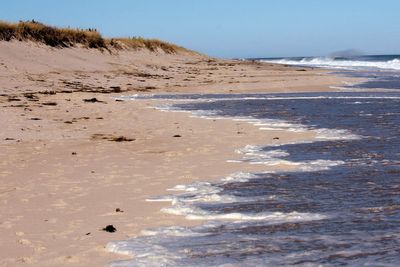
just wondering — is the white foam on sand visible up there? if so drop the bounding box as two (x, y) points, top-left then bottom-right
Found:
(152, 102), (363, 142)
(233, 144), (345, 171)
(314, 128), (361, 140)
(147, 179), (275, 205)
(189, 211), (327, 222)
(163, 203), (327, 222)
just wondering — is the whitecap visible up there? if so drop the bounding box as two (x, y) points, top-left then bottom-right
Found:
(261, 57), (400, 71)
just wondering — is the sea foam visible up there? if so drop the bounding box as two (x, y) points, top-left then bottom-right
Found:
(233, 144), (345, 171)
(261, 57), (400, 71)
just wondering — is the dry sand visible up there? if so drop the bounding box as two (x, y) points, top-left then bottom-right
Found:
(0, 41), (359, 266)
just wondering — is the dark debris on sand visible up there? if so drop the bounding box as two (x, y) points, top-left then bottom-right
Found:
(42, 101), (58, 106)
(111, 136), (135, 142)
(91, 134), (135, 142)
(102, 225), (117, 233)
(83, 98), (105, 103)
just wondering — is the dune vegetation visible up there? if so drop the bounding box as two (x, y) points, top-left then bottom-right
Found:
(0, 20), (190, 54)
(109, 37), (187, 54)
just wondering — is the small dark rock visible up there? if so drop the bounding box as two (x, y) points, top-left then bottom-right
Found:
(83, 98), (103, 103)
(30, 118), (41, 120)
(4, 137), (15, 140)
(116, 208), (124, 213)
(173, 135), (181, 138)
(109, 86), (122, 93)
(85, 232), (91, 235)
(273, 137), (280, 140)
(71, 152), (77, 155)
(102, 225), (117, 233)
(42, 101), (57, 106)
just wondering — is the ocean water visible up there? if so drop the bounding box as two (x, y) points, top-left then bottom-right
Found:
(108, 58), (400, 266)
(259, 55), (400, 71)
(259, 54), (400, 91)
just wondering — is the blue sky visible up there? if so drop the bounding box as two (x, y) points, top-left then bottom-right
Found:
(1, 0), (400, 58)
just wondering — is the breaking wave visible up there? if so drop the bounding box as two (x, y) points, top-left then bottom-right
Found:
(261, 57), (400, 71)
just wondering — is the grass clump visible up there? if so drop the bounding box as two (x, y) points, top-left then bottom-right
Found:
(0, 20), (106, 48)
(0, 20), (192, 54)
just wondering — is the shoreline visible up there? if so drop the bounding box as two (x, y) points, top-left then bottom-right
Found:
(0, 94), (319, 266)
(0, 41), (359, 266)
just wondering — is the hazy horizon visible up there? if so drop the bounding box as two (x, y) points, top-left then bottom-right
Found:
(1, 0), (399, 58)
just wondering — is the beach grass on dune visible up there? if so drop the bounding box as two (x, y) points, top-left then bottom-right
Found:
(0, 20), (190, 53)
(109, 37), (187, 54)
(0, 20), (106, 48)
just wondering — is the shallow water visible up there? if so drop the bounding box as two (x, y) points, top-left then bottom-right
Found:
(108, 92), (400, 266)
(333, 70), (400, 90)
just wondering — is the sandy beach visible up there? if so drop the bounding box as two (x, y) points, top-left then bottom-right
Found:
(0, 41), (359, 266)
